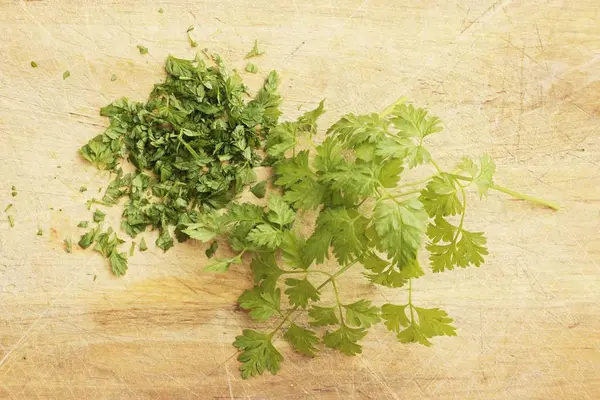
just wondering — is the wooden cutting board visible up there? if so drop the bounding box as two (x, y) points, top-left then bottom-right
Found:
(0, 1), (598, 398)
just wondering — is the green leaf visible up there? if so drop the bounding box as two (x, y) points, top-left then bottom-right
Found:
(109, 250), (128, 276)
(327, 113), (388, 147)
(182, 223), (217, 242)
(137, 44), (148, 54)
(233, 329), (283, 379)
(266, 122), (297, 157)
(250, 180), (267, 198)
(31, 61), (38, 68)
(204, 255), (242, 272)
(421, 173), (463, 218)
(77, 221), (89, 228)
(381, 304), (410, 333)
(457, 155), (496, 198)
(250, 253), (282, 290)
(238, 286), (281, 321)
(62, 71), (70, 80)
(389, 103), (442, 138)
(378, 158), (404, 188)
(314, 136), (344, 173)
(323, 325), (368, 356)
(312, 208), (369, 265)
(297, 99), (325, 133)
(247, 223), (282, 249)
(284, 278), (320, 308)
(396, 307), (457, 346)
(283, 323), (319, 357)
(245, 39), (265, 59)
(281, 231), (309, 270)
(93, 209), (106, 223)
(308, 305), (339, 327)
(78, 228), (98, 249)
(245, 63), (258, 73)
(156, 229), (174, 252)
(372, 198), (427, 269)
(266, 194), (294, 226)
(322, 162), (379, 200)
(343, 300), (380, 328)
(428, 229), (488, 272)
(426, 216), (456, 243)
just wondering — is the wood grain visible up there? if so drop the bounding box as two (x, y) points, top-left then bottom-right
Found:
(0, 0), (598, 398)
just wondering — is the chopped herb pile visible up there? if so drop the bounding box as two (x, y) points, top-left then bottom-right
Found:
(79, 54), (282, 259)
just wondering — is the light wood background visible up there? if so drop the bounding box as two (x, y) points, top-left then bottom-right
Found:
(0, 0), (598, 398)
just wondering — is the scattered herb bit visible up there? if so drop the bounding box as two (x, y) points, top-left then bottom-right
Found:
(79, 54), (282, 261)
(4, 204), (13, 212)
(137, 45), (148, 54)
(64, 238), (72, 253)
(250, 180), (267, 198)
(205, 240), (218, 258)
(110, 74), (117, 82)
(31, 61), (38, 68)
(129, 241), (136, 256)
(245, 63), (258, 73)
(186, 26), (198, 47)
(37, 228), (43, 236)
(79, 186), (87, 192)
(77, 221), (89, 228)
(245, 40), (265, 59)
(8, 215), (14, 227)
(63, 71), (70, 80)
(180, 96), (557, 379)
(109, 250), (128, 276)
(93, 274), (97, 281)
(158, 8), (164, 13)
(93, 209), (105, 222)
(11, 192), (16, 197)
(11, 186), (16, 190)
(78, 227), (98, 249)
(139, 237), (148, 252)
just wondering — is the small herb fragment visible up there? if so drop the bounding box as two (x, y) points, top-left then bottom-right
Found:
(186, 25), (198, 47)
(63, 71), (70, 80)
(8, 215), (14, 227)
(245, 40), (265, 59)
(93, 209), (105, 223)
(158, 8), (164, 13)
(4, 204), (13, 212)
(129, 241), (136, 256)
(79, 186), (87, 192)
(137, 45), (148, 54)
(205, 240), (218, 258)
(37, 228), (43, 236)
(64, 238), (72, 253)
(31, 61), (38, 68)
(77, 221), (89, 228)
(139, 237), (148, 252)
(110, 74), (117, 82)
(245, 63), (258, 73)
(250, 180), (267, 198)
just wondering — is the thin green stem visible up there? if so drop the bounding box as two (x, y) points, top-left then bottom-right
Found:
(453, 184), (467, 242)
(452, 175), (559, 211)
(408, 279), (414, 323)
(430, 159), (443, 174)
(177, 135), (202, 160)
(390, 189), (422, 199)
(268, 306), (299, 339)
(280, 269), (332, 277)
(395, 175), (434, 190)
(331, 279), (345, 324)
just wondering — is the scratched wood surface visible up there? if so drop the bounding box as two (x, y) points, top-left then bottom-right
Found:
(0, 0), (598, 398)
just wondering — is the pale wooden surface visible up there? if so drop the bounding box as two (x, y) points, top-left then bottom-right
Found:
(0, 0), (599, 399)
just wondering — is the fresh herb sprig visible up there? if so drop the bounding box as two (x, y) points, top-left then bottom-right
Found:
(183, 98), (557, 378)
